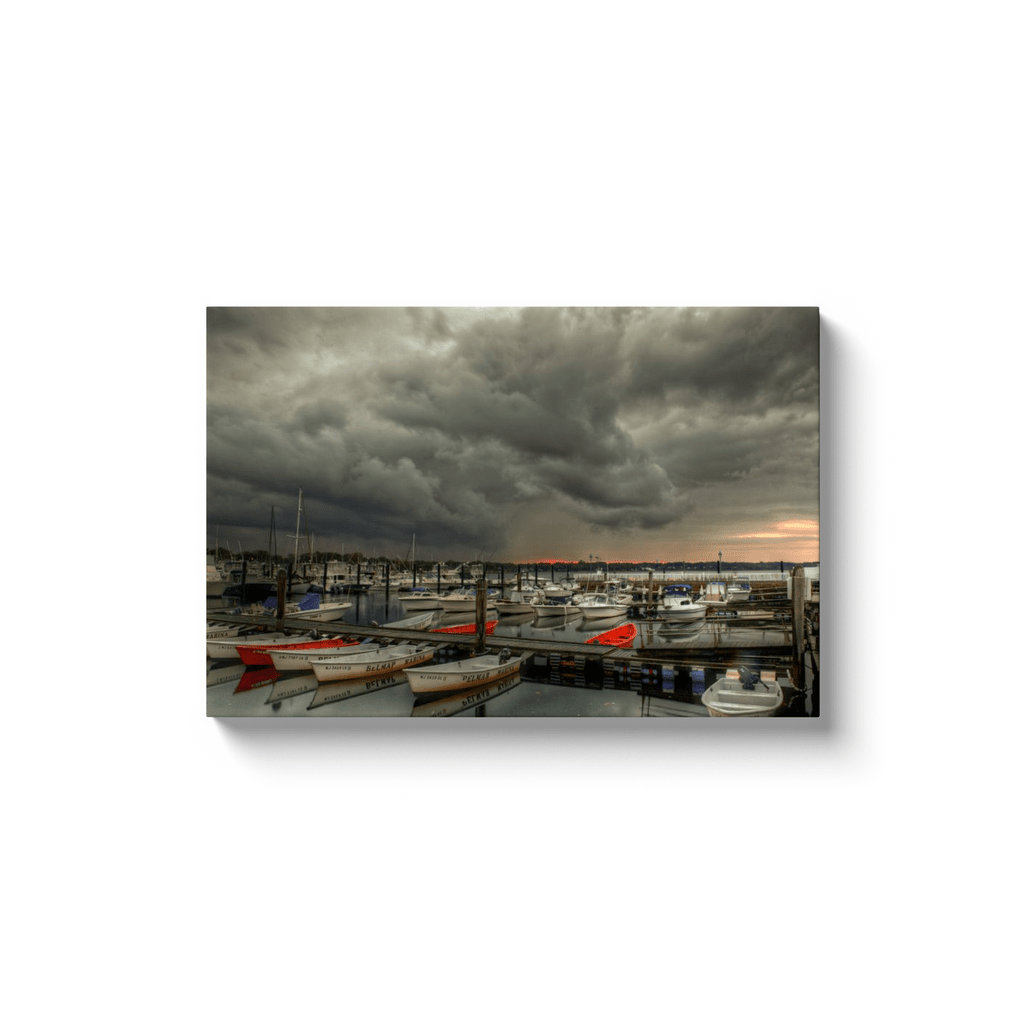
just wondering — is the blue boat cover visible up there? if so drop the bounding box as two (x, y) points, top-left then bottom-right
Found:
(298, 592), (321, 611)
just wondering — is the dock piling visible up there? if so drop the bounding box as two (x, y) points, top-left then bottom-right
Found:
(475, 577), (487, 653)
(791, 566), (805, 690)
(276, 570), (286, 624)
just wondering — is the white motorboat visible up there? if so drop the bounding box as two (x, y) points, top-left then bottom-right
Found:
(404, 649), (529, 695)
(311, 644), (435, 683)
(701, 668), (784, 717)
(573, 594), (629, 620)
(658, 585), (707, 621)
(398, 588), (443, 610)
(437, 587), (498, 612)
(530, 596), (582, 619)
(494, 581), (543, 614)
(727, 577), (752, 602)
(261, 592), (353, 622)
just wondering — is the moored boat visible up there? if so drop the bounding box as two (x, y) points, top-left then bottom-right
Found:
(431, 619), (498, 636)
(207, 631), (310, 660)
(311, 644), (435, 683)
(404, 649), (529, 695)
(573, 594), (627, 619)
(269, 640), (382, 673)
(377, 611), (436, 631)
(584, 622), (637, 648)
(700, 668), (783, 717)
(530, 595), (582, 619)
(237, 635), (363, 668)
(206, 623), (242, 639)
(658, 585), (707, 621)
(436, 587), (498, 612)
(398, 588), (443, 610)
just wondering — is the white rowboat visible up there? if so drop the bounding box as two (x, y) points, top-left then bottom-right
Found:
(206, 632), (311, 660)
(701, 669), (784, 717)
(269, 642), (382, 672)
(311, 644), (435, 682)
(404, 651), (529, 695)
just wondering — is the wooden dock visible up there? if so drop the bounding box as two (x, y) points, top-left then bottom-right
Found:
(206, 609), (793, 669)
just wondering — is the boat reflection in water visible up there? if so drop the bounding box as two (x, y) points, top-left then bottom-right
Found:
(410, 672), (524, 717)
(308, 670), (413, 710)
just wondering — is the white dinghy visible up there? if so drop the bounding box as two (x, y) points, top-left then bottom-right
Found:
(404, 648), (529, 695)
(701, 668), (784, 718)
(311, 644), (436, 683)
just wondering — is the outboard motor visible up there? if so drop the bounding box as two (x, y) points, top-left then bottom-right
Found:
(498, 646), (512, 664)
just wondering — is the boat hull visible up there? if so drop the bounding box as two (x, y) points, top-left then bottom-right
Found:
(405, 654), (529, 695)
(585, 622), (637, 648)
(269, 642), (380, 672)
(658, 603), (706, 620)
(700, 674), (783, 717)
(311, 645), (435, 683)
(207, 632), (303, 660)
(577, 603), (627, 619)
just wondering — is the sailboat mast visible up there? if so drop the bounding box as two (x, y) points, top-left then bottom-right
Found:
(294, 488), (302, 567)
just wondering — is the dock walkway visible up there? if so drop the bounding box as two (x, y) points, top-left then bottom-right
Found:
(206, 611), (793, 668)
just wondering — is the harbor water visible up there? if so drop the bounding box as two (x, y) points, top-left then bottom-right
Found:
(207, 582), (812, 718)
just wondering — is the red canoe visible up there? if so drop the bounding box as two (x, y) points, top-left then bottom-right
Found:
(585, 622), (636, 648)
(237, 636), (359, 667)
(431, 619), (498, 636)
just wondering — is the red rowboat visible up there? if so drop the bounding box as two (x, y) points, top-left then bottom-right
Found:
(431, 619), (498, 636)
(237, 636), (360, 667)
(585, 622), (636, 648)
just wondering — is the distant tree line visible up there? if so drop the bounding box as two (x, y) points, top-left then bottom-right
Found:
(209, 547), (817, 572)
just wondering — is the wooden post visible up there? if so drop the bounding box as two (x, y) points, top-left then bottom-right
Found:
(475, 576), (487, 653)
(791, 566), (805, 690)
(356, 561), (361, 588)
(385, 560), (390, 597)
(276, 569), (287, 625)
(500, 565), (505, 590)
(437, 563), (441, 594)
(321, 560), (327, 592)
(240, 558), (248, 604)
(648, 569), (655, 615)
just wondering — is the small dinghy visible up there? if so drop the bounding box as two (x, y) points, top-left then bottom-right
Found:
(404, 648), (529, 695)
(206, 632), (311, 660)
(585, 622), (637, 648)
(311, 644), (436, 683)
(269, 640), (381, 673)
(700, 668), (783, 717)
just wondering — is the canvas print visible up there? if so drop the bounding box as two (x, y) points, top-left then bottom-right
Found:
(207, 307), (820, 718)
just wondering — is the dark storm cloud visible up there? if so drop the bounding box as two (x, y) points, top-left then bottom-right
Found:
(622, 307), (819, 412)
(206, 306), (819, 557)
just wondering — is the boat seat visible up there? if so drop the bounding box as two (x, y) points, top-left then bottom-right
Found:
(714, 689), (777, 706)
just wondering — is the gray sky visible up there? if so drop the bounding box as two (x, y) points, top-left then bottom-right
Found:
(207, 307), (819, 564)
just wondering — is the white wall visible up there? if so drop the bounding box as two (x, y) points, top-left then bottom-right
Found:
(6, 3), (1018, 1022)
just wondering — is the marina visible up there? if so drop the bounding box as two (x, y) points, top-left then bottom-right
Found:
(207, 566), (819, 717)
